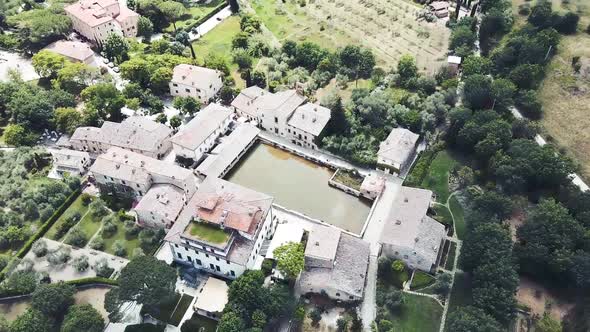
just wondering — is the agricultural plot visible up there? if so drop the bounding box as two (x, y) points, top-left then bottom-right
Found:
(251, 0), (450, 72)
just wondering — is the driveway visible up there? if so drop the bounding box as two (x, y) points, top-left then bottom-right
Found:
(188, 6), (233, 41)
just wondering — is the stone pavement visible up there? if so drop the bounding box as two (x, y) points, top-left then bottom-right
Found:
(359, 177), (403, 330)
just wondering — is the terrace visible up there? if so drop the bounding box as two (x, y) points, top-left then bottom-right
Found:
(183, 221), (233, 249)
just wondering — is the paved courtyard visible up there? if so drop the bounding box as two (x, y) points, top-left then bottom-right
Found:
(19, 238), (128, 281)
(0, 50), (39, 82)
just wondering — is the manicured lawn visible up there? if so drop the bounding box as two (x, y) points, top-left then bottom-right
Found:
(102, 222), (140, 258)
(449, 196), (466, 240)
(447, 272), (473, 313)
(421, 151), (458, 203)
(188, 222), (230, 245)
(410, 271), (436, 290)
(445, 242), (457, 270)
(170, 294), (194, 326)
(432, 204), (452, 227)
(387, 293), (443, 332)
(144, 293), (193, 327)
(192, 16), (240, 64)
(191, 15), (247, 88)
(45, 195), (90, 240)
(77, 211), (103, 241)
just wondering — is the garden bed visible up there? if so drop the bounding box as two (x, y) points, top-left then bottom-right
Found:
(410, 271), (436, 290)
(331, 169), (363, 191)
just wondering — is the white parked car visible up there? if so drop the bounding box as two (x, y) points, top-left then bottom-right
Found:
(113, 67), (120, 73)
(108, 62), (115, 68)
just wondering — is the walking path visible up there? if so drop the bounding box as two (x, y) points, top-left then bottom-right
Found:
(258, 131), (374, 175)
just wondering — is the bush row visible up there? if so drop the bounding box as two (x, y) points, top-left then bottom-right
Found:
(65, 277), (119, 287)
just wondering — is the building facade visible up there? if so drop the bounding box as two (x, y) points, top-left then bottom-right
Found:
(298, 225), (370, 302)
(169, 64), (223, 103)
(89, 147), (197, 198)
(165, 178), (277, 279)
(49, 149), (92, 176)
(377, 128), (420, 175)
(231, 88), (331, 149)
(43, 40), (95, 64)
(65, 0), (138, 44)
(170, 103), (233, 163)
(379, 186), (447, 272)
(133, 185), (185, 229)
(70, 116), (173, 159)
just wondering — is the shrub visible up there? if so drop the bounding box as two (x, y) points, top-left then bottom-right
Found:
(65, 228), (87, 247)
(80, 193), (92, 206)
(73, 255), (89, 272)
(261, 258), (273, 276)
(90, 237), (105, 250)
(32, 240), (48, 257)
(309, 307), (322, 326)
(47, 246), (71, 265)
(94, 258), (114, 278)
(112, 240), (127, 257)
(55, 216), (79, 239)
(392, 260), (405, 272)
(101, 222), (117, 238)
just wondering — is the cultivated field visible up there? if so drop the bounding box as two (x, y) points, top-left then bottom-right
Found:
(250, 0), (450, 72)
(512, 0), (590, 180)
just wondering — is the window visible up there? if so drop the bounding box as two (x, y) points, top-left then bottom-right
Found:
(185, 88), (191, 93)
(205, 254), (209, 258)
(336, 293), (340, 297)
(349, 296), (354, 300)
(196, 259), (202, 265)
(187, 256), (192, 262)
(215, 257), (219, 262)
(209, 264), (214, 270)
(230, 270), (235, 276)
(174, 244), (179, 248)
(216, 265), (221, 272)
(226, 260), (230, 264)
(173, 83), (178, 87)
(177, 253), (182, 259)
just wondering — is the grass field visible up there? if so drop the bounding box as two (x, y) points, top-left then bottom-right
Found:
(449, 196), (465, 240)
(445, 271), (473, 326)
(432, 204), (453, 226)
(102, 221), (141, 258)
(386, 293), (443, 332)
(75, 210), (102, 242)
(45, 195), (89, 240)
(192, 15), (247, 88)
(410, 271), (436, 290)
(421, 151), (458, 203)
(251, 0), (449, 71)
(510, 0), (590, 181)
(188, 222), (230, 245)
(445, 242), (457, 270)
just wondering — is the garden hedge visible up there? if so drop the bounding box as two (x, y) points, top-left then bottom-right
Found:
(184, 2), (228, 32)
(66, 277), (119, 287)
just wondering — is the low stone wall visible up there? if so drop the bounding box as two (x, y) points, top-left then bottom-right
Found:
(328, 170), (362, 197)
(257, 136), (342, 171)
